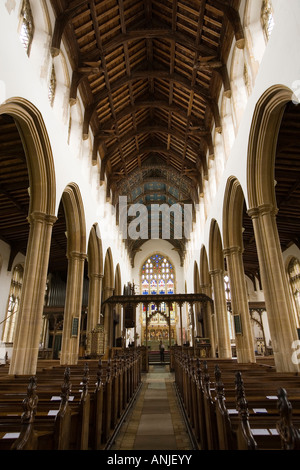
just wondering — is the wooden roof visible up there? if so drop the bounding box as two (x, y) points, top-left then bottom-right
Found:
(1, 1), (299, 286)
(50, 0), (243, 262)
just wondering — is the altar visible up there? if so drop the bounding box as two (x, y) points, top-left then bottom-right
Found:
(142, 324), (176, 348)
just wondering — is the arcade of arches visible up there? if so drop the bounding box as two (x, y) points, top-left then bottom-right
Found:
(0, 0), (300, 403)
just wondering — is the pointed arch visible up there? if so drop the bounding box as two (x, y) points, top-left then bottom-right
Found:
(87, 223), (103, 278)
(103, 247), (114, 292)
(200, 244), (210, 287)
(194, 260), (200, 294)
(0, 97), (56, 217)
(247, 85), (293, 210)
(223, 176), (245, 250)
(114, 263), (122, 295)
(61, 183), (86, 256)
(209, 219), (224, 271)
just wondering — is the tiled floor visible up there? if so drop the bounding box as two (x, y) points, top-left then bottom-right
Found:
(111, 364), (193, 451)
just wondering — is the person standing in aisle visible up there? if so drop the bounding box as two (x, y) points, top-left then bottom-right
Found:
(159, 340), (165, 362)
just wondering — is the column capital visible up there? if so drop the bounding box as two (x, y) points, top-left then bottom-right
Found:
(103, 286), (114, 293)
(247, 203), (278, 219)
(67, 251), (87, 261)
(27, 211), (57, 225)
(209, 268), (224, 277)
(89, 272), (104, 280)
(200, 283), (211, 290)
(223, 245), (242, 257)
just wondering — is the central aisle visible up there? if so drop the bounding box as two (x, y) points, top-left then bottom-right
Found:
(111, 364), (194, 451)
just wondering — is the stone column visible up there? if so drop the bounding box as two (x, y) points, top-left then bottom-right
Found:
(248, 205), (300, 372)
(189, 303), (195, 351)
(200, 283), (216, 357)
(103, 287), (114, 350)
(87, 273), (103, 334)
(179, 303), (183, 347)
(209, 269), (232, 358)
(60, 251), (86, 365)
(224, 246), (256, 363)
(9, 211), (56, 375)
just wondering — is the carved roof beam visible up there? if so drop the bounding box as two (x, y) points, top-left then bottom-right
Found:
(80, 29), (219, 62)
(89, 0), (128, 180)
(96, 100), (210, 136)
(117, 0), (139, 172)
(51, 0), (89, 56)
(69, 62), (103, 105)
(179, 0), (206, 172)
(82, 71), (221, 139)
(99, 128), (205, 178)
(208, 0), (245, 49)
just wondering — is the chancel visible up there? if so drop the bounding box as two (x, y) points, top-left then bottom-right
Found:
(0, 0), (300, 452)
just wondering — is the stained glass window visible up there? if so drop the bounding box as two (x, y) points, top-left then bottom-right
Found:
(142, 279), (149, 295)
(140, 254), (176, 331)
(140, 254), (175, 294)
(159, 279), (165, 294)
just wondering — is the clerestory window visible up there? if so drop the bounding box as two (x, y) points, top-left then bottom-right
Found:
(19, 0), (34, 55)
(261, 0), (275, 40)
(48, 64), (56, 106)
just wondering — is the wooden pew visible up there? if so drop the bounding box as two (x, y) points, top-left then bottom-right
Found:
(174, 352), (300, 451)
(277, 387), (300, 450)
(2, 368), (74, 450)
(0, 348), (142, 450)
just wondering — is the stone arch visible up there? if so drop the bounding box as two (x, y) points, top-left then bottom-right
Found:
(200, 244), (210, 287)
(88, 223), (103, 278)
(0, 98), (56, 216)
(209, 219), (224, 272)
(247, 85), (300, 372)
(59, 183), (87, 365)
(2, 98), (57, 375)
(86, 223), (104, 337)
(247, 85), (293, 210)
(208, 219), (232, 358)
(223, 176), (256, 363)
(193, 260), (200, 294)
(61, 182), (86, 256)
(102, 247), (115, 350)
(114, 263), (122, 295)
(223, 176), (245, 250)
(103, 247), (115, 294)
